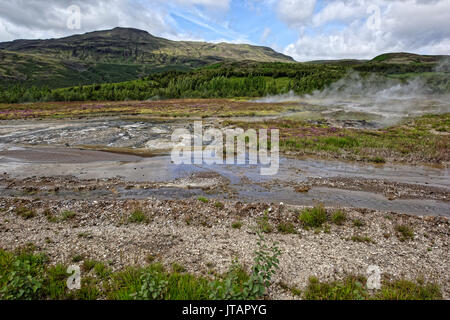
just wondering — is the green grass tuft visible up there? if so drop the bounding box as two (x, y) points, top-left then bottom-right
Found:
(298, 205), (328, 228)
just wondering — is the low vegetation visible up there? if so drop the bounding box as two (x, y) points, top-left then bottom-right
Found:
(395, 224), (415, 242)
(331, 210), (347, 225)
(303, 276), (442, 300)
(228, 113), (450, 165)
(0, 234), (281, 300)
(128, 208), (149, 224)
(298, 205), (328, 228)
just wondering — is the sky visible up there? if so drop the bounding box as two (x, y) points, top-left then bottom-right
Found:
(0, 0), (449, 61)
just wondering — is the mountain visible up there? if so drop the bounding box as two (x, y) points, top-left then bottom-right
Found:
(0, 27), (294, 88)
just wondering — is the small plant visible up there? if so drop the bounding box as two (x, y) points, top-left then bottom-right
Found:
(128, 209), (148, 224)
(376, 279), (442, 300)
(231, 221), (243, 229)
(172, 263), (187, 273)
(291, 287), (302, 297)
(214, 202), (224, 209)
(94, 262), (110, 279)
(353, 219), (365, 228)
(303, 276), (368, 300)
(198, 197), (209, 203)
(256, 210), (273, 233)
(298, 205), (328, 228)
(72, 255), (83, 263)
(209, 233), (281, 300)
(185, 216), (193, 226)
(370, 156), (386, 164)
(61, 210), (76, 221)
(277, 222), (297, 234)
(0, 250), (46, 300)
(132, 271), (168, 300)
(351, 235), (375, 244)
(82, 259), (97, 272)
(331, 210), (347, 225)
(146, 254), (156, 263)
(395, 224), (414, 241)
(15, 206), (36, 219)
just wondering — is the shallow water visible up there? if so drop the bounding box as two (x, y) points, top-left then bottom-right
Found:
(0, 147), (448, 216)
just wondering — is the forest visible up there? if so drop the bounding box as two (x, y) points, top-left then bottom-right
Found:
(0, 60), (446, 103)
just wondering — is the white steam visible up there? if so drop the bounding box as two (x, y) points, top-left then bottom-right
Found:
(254, 66), (450, 126)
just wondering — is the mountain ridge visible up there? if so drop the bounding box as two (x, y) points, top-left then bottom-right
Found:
(0, 27), (294, 88)
(0, 27), (294, 64)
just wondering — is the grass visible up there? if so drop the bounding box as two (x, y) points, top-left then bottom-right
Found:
(60, 210), (76, 221)
(395, 224), (414, 241)
(82, 259), (97, 272)
(303, 276), (442, 300)
(377, 279), (442, 300)
(298, 205), (328, 228)
(227, 113), (450, 165)
(197, 197), (209, 203)
(0, 246), (441, 300)
(331, 210), (347, 225)
(256, 210), (273, 233)
(171, 263), (187, 273)
(351, 235), (375, 244)
(72, 255), (84, 263)
(128, 209), (149, 224)
(214, 201), (224, 209)
(231, 221), (243, 229)
(353, 219), (365, 228)
(93, 262), (111, 279)
(303, 276), (368, 300)
(15, 206), (36, 219)
(277, 222), (297, 234)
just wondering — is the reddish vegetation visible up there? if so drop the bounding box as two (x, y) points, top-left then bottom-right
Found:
(0, 99), (290, 119)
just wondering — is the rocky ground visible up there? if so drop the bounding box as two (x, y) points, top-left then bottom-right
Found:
(0, 196), (448, 299)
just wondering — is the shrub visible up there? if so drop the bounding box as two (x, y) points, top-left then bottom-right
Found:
(0, 249), (46, 300)
(209, 233), (281, 300)
(256, 211), (273, 233)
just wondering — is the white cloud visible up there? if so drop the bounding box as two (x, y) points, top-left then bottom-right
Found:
(276, 0), (317, 28)
(282, 0), (450, 61)
(0, 0), (231, 42)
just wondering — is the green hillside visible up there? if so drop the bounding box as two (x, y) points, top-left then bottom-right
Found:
(0, 27), (293, 88)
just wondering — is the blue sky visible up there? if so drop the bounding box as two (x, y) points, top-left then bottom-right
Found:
(0, 0), (449, 61)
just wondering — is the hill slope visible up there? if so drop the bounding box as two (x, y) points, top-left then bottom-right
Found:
(0, 27), (293, 88)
